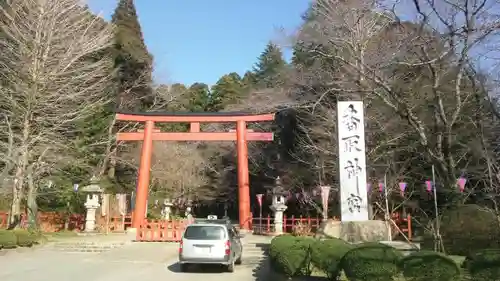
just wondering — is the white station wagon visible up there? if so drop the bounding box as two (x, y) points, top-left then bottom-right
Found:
(178, 217), (243, 272)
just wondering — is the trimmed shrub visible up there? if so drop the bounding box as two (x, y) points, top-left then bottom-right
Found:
(269, 234), (295, 262)
(399, 250), (460, 281)
(0, 230), (18, 249)
(463, 248), (500, 281)
(340, 242), (402, 281)
(426, 204), (500, 256)
(310, 238), (353, 280)
(270, 235), (315, 277)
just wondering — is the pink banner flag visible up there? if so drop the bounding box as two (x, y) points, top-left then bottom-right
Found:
(399, 182), (407, 195)
(378, 181), (384, 192)
(367, 182), (371, 192)
(425, 180), (433, 192)
(457, 177), (467, 192)
(256, 194), (263, 207)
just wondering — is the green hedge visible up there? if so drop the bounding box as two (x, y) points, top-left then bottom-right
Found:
(0, 229), (41, 249)
(340, 242), (402, 281)
(269, 235), (315, 277)
(269, 236), (468, 281)
(0, 230), (17, 249)
(310, 238), (353, 279)
(426, 204), (500, 256)
(463, 249), (500, 281)
(399, 250), (460, 281)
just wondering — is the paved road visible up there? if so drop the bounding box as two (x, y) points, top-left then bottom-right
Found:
(0, 239), (270, 281)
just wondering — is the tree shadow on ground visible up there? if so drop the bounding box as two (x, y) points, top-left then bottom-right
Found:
(251, 242), (273, 281)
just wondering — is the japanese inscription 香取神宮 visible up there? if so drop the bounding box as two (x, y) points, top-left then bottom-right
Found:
(347, 193), (362, 213)
(337, 101), (369, 221)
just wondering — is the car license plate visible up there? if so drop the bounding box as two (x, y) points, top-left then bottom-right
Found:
(197, 247), (210, 254)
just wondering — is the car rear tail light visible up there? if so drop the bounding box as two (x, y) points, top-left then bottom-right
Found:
(179, 240), (183, 254)
(224, 240), (231, 255)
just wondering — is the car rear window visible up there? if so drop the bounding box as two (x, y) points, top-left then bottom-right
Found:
(183, 225), (226, 240)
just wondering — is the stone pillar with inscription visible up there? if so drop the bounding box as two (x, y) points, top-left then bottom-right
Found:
(337, 101), (369, 221)
(334, 101), (390, 242)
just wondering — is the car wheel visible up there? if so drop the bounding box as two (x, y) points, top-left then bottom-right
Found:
(226, 261), (235, 273)
(179, 263), (188, 272)
(235, 255), (242, 265)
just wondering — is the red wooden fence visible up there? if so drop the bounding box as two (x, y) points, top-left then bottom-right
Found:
(0, 211), (132, 233)
(392, 213), (412, 240)
(135, 219), (187, 242)
(0, 210), (412, 241)
(0, 212), (85, 232)
(252, 213), (412, 240)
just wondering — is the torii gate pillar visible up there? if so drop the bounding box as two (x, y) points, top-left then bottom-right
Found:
(236, 120), (250, 230)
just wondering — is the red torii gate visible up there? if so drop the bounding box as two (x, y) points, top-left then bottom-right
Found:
(116, 112), (275, 231)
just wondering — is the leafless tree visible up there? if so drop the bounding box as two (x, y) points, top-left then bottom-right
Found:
(137, 142), (217, 204)
(292, 0), (500, 205)
(0, 0), (114, 227)
(99, 81), (189, 182)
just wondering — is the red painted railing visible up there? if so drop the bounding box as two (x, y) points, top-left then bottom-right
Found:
(252, 215), (338, 235)
(99, 215), (132, 232)
(252, 213), (413, 240)
(0, 210), (412, 241)
(0, 211), (133, 233)
(135, 219), (187, 242)
(392, 213), (412, 240)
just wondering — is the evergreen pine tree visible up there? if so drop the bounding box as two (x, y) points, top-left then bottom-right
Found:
(242, 71), (257, 87)
(252, 42), (287, 88)
(209, 72), (243, 111)
(112, 0), (153, 111)
(185, 83), (210, 112)
(292, 4), (322, 68)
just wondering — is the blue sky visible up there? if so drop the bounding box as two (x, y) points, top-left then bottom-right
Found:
(87, 0), (310, 86)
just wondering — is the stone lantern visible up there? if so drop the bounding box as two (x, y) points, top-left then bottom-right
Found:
(81, 176), (103, 232)
(162, 199), (174, 220)
(270, 176), (288, 234)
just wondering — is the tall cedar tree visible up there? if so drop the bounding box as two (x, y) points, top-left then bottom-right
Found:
(209, 72), (243, 111)
(253, 42), (287, 88)
(112, 0), (153, 111)
(292, 3), (317, 67)
(185, 83), (210, 112)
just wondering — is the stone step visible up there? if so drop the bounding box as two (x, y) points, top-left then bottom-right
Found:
(242, 241), (271, 247)
(43, 241), (126, 253)
(243, 248), (267, 255)
(240, 256), (266, 266)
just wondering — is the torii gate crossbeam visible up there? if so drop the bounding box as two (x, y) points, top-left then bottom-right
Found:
(115, 111), (275, 231)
